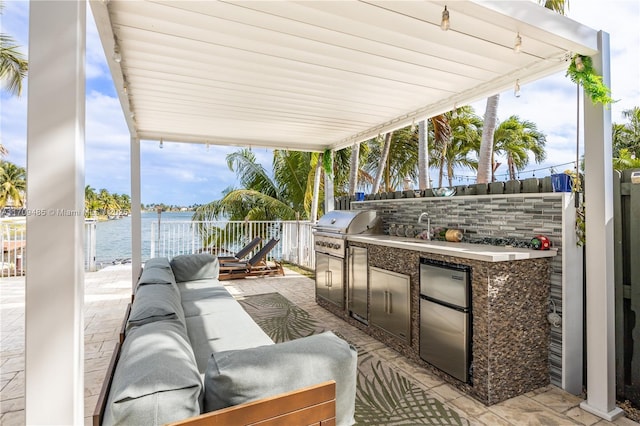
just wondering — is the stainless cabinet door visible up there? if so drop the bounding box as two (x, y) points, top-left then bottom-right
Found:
(420, 298), (469, 382)
(348, 246), (368, 320)
(316, 253), (344, 308)
(327, 255), (344, 308)
(370, 267), (410, 343)
(315, 253), (330, 301)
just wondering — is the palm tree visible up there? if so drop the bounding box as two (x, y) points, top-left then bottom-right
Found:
(418, 120), (430, 190)
(613, 149), (640, 171)
(371, 133), (393, 193)
(429, 114), (452, 187)
(365, 127), (418, 192)
(492, 115), (547, 181)
(0, 2), (27, 97)
(97, 188), (119, 216)
(444, 108), (482, 186)
(0, 161), (26, 208)
(84, 185), (97, 217)
(348, 143), (360, 195)
(0, 2), (28, 157)
(193, 149), (320, 250)
(476, 0), (568, 183)
(612, 107), (640, 158)
(194, 149), (312, 222)
(429, 108), (482, 186)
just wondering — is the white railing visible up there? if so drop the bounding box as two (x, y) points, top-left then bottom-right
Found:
(0, 218), (98, 277)
(149, 220), (316, 270)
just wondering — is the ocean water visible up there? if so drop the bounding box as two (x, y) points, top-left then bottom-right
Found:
(95, 211), (194, 266)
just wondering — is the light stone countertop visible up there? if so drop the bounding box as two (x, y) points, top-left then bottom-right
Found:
(347, 234), (558, 262)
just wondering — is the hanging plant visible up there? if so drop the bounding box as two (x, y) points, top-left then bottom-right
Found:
(322, 148), (333, 177)
(566, 54), (614, 106)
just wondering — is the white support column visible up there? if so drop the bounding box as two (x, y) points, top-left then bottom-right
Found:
(579, 31), (624, 421)
(25, 2), (86, 424)
(131, 136), (142, 288)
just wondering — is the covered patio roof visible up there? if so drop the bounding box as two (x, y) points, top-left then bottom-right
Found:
(90, 0), (599, 151)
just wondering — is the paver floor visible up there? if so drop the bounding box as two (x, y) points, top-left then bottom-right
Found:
(1, 265), (637, 425)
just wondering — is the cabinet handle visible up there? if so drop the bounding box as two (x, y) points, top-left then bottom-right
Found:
(388, 291), (393, 314)
(327, 270), (332, 287)
(384, 290), (389, 314)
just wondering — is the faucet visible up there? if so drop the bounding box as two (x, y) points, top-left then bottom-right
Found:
(418, 212), (431, 240)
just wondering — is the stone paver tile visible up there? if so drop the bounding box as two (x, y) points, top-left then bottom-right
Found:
(565, 406), (606, 426)
(1, 372), (24, 400)
(0, 396), (25, 413)
(530, 385), (584, 413)
(431, 382), (465, 402)
(0, 357), (23, 374)
(449, 395), (492, 419)
(489, 395), (580, 425)
(410, 370), (446, 389)
(0, 409), (25, 426)
(472, 410), (513, 426)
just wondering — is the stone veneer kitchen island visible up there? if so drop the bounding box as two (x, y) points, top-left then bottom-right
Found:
(315, 235), (557, 405)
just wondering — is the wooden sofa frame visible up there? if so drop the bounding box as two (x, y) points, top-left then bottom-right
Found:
(92, 302), (336, 426)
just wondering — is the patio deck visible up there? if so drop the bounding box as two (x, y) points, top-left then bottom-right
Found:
(0, 265), (636, 426)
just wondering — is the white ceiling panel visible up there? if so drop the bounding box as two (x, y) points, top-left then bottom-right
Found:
(90, 0), (600, 152)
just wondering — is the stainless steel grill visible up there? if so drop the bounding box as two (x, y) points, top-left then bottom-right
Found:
(314, 210), (378, 258)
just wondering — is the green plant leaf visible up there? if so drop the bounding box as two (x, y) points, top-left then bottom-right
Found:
(566, 54), (615, 106)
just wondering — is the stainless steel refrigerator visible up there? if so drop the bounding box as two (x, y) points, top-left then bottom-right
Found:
(419, 259), (471, 383)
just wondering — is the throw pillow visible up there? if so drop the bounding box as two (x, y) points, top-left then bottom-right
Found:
(170, 253), (219, 282)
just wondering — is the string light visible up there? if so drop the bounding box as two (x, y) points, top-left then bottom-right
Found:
(574, 55), (585, 71)
(514, 80), (521, 98)
(514, 33), (522, 53)
(113, 43), (122, 63)
(441, 5), (450, 31)
(159, 138), (164, 149)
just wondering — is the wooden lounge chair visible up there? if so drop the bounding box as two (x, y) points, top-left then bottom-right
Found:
(217, 236), (262, 264)
(218, 238), (284, 280)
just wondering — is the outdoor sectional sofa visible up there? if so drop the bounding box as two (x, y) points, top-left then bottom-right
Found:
(94, 254), (358, 426)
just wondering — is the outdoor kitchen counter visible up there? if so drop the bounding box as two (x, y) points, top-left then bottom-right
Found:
(347, 234), (558, 262)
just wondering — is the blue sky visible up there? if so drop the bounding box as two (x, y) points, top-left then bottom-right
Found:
(1, 1), (639, 206)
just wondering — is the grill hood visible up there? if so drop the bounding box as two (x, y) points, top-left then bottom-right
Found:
(315, 210), (378, 235)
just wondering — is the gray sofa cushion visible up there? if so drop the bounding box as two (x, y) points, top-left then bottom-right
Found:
(128, 282), (185, 331)
(178, 279), (236, 317)
(103, 320), (203, 426)
(203, 331), (357, 426)
(171, 254), (219, 282)
(137, 265), (176, 286)
(186, 305), (273, 373)
(143, 257), (172, 270)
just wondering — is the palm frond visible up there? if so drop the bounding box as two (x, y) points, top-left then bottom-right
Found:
(0, 33), (28, 97)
